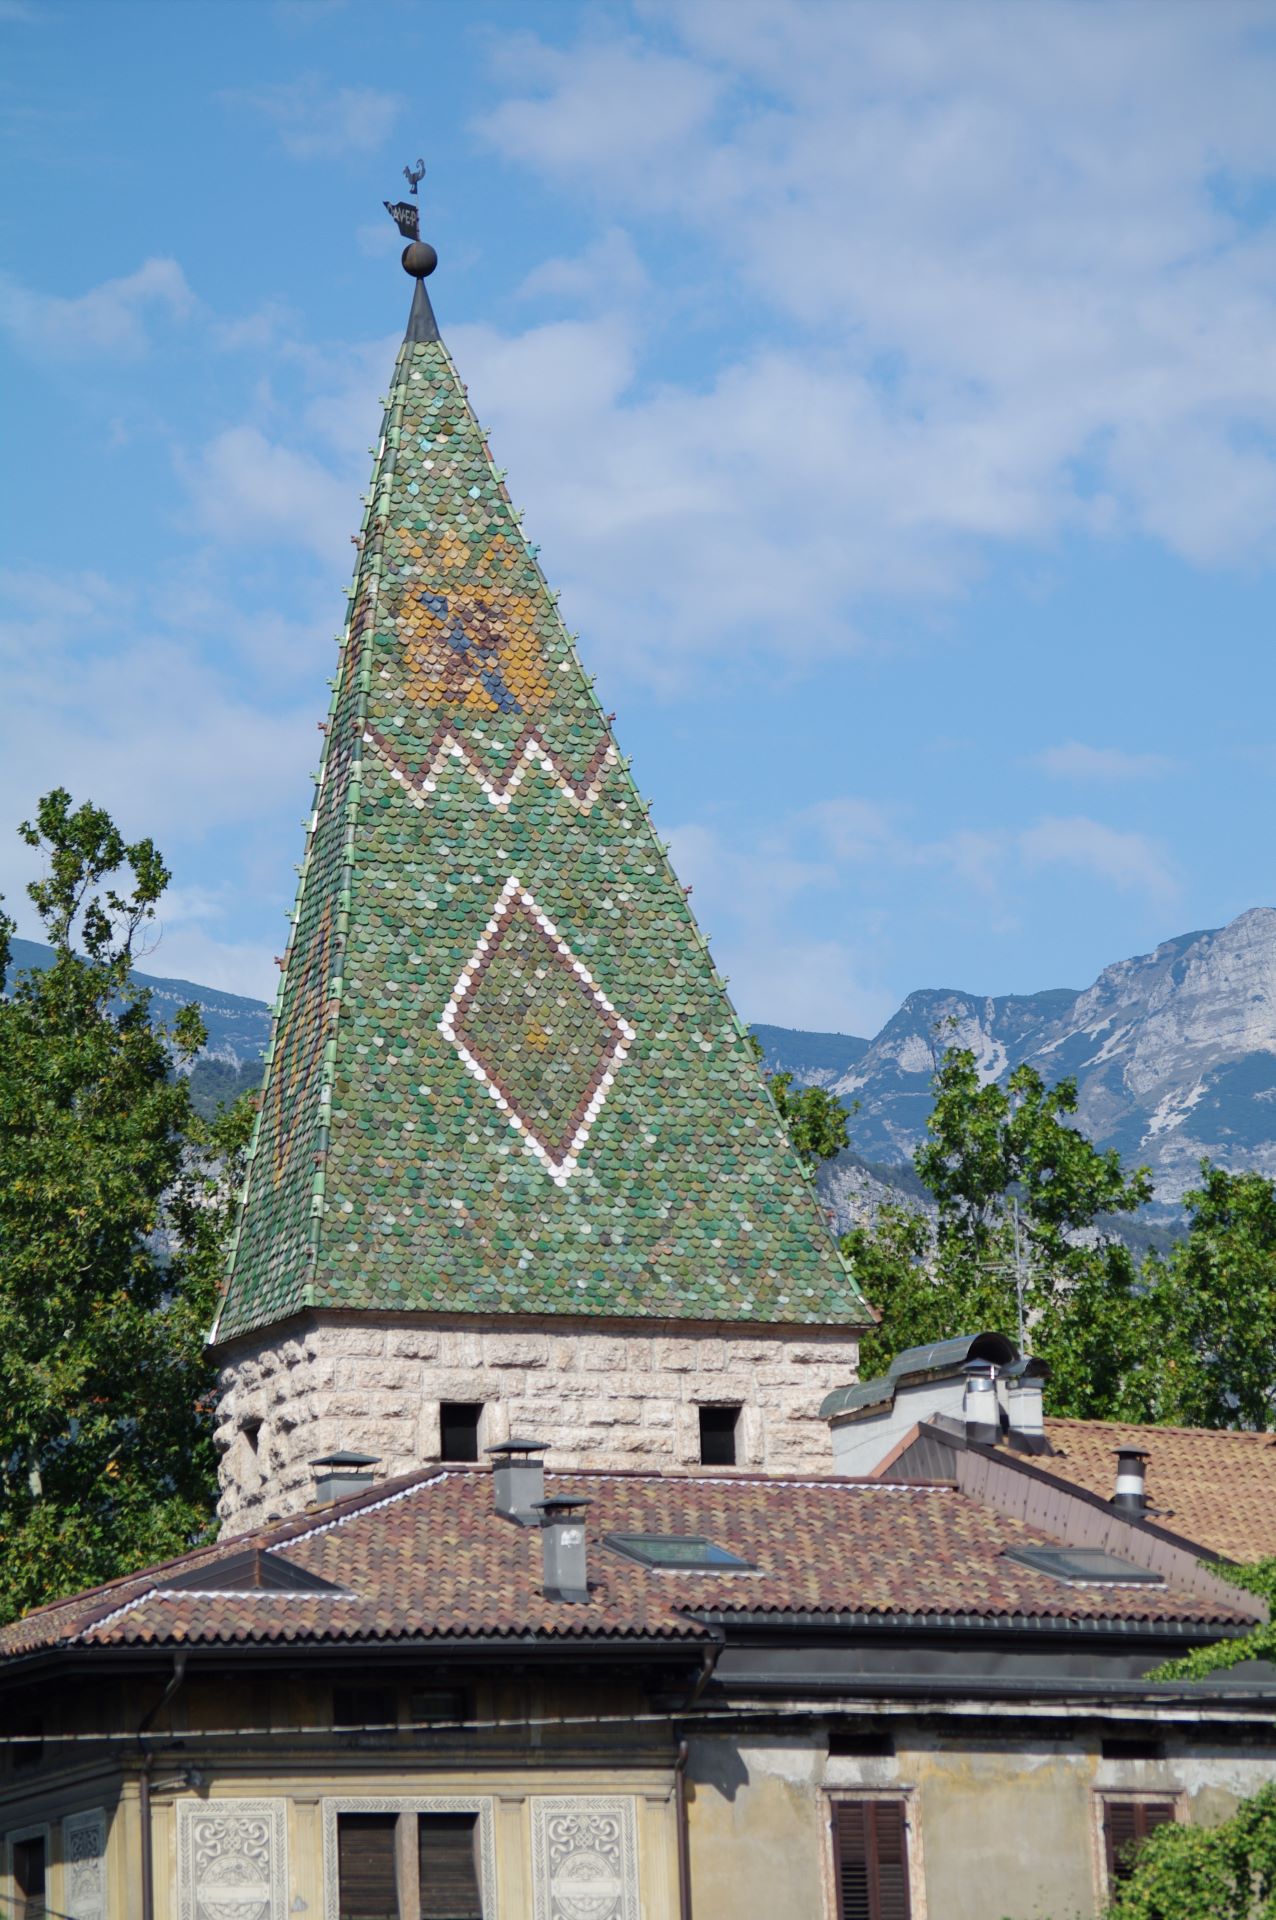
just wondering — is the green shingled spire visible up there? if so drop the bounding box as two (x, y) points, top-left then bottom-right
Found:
(212, 253), (869, 1345)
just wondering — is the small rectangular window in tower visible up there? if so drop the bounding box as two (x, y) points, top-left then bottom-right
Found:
(440, 1403), (483, 1462)
(418, 1812), (482, 1918)
(699, 1404), (741, 1466)
(832, 1798), (911, 1920)
(1102, 1798), (1177, 1889)
(12, 1835), (47, 1920)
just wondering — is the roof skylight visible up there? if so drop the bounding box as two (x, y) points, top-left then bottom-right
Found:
(1004, 1546), (1165, 1586)
(604, 1533), (756, 1571)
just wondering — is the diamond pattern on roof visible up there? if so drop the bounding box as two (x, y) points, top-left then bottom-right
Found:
(441, 876), (634, 1183)
(212, 294), (870, 1342)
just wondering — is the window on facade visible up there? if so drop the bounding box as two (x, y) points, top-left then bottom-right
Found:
(1103, 1799), (1177, 1888)
(408, 1686), (468, 1727)
(440, 1403), (483, 1462)
(833, 1800), (910, 1920)
(698, 1404), (741, 1466)
(12, 1835), (47, 1920)
(1101, 1735), (1165, 1762)
(330, 1689), (395, 1751)
(11, 1713), (42, 1770)
(337, 1811), (482, 1920)
(419, 1813), (482, 1919)
(339, 1814), (398, 1919)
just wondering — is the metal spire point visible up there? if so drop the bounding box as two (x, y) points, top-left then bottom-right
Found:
(384, 160), (439, 344)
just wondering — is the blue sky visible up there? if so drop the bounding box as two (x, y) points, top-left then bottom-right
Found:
(3, 0), (1275, 1035)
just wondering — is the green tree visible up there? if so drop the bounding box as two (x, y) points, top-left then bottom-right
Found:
(849, 1046), (1163, 1414)
(1149, 1166), (1276, 1431)
(1153, 1558), (1276, 1684)
(0, 790), (248, 1620)
(1103, 1780), (1276, 1919)
(751, 1038), (851, 1171)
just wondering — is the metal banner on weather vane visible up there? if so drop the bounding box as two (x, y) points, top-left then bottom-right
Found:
(384, 200), (420, 241)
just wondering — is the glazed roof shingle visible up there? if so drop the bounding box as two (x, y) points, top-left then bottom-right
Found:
(0, 1469), (1251, 1662)
(1043, 1418), (1276, 1562)
(212, 286), (867, 1343)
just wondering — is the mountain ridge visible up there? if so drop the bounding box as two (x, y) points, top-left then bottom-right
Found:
(6, 910), (1274, 1210)
(755, 907), (1276, 1224)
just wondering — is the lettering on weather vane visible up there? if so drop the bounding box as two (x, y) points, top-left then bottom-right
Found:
(385, 161), (426, 241)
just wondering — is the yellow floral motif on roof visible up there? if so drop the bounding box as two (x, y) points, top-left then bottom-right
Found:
(395, 529), (551, 717)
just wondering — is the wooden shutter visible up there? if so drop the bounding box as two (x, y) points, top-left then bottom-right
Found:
(13, 1836), (46, 1920)
(834, 1801), (910, 1920)
(338, 1814), (400, 1919)
(1103, 1799), (1176, 1885)
(418, 1813), (483, 1919)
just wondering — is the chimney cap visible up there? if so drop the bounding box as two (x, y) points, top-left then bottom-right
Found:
(487, 1436), (550, 1457)
(1113, 1445), (1151, 1462)
(534, 1495), (591, 1516)
(310, 1450), (380, 1470)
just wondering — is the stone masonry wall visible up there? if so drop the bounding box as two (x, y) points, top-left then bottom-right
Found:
(214, 1315), (861, 1535)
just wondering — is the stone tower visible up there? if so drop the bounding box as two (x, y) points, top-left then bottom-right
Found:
(212, 206), (868, 1533)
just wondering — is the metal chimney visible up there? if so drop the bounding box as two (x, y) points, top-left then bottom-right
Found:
(962, 1361), (1000, 1446)
(1111, 1446), (1149, 1518)
(1006, 1370), (1045, 1444)
(488, 1436), (548, 1527)
(535, 1495), (591, 1603)
(310, 1451), (380, 1508)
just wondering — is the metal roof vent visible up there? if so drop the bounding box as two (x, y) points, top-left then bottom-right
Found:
(487, 1436), (548, 1527)
(962, 1360), (1000, 1446)
(1111, 1446), (1150, 1518)
(310, 1451), (380, 1509)
(535, 1494), (591, 1604)
(1004, 1356), (1049, 1453)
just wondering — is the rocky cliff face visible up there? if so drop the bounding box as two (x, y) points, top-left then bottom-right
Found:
(756, 908), (1276, 1211)
(4, 937), (274, 1067)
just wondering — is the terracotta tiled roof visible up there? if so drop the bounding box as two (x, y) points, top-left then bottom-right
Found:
(1043, 1419), (1276, 1562)
(0, 1468), (1250, 1660)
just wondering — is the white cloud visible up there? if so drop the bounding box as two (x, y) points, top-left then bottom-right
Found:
(0, 258), (192, 360)
(1019, 814), (1178, 899)
(0, 564), (316, 998)
(665, 820), (893, 1033)
(180, 425), (354, 562)
(221, 74), (401, 159)
(518, 228), (648, 307)
(483, 35), (722, 184)
(1033, 741), (1179, 781)
(475, 0), (1276, 594)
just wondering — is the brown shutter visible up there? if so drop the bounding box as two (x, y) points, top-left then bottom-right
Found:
(873, 1802), (910, 1920)
(834, 1801), (911, 1920)
(418, 1812), (483, 1919)
(1104, 1800), (1177, 1885)
(338, 1814), (400, 1919)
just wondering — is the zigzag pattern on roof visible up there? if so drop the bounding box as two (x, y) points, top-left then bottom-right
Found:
(362, 719), (615, 812)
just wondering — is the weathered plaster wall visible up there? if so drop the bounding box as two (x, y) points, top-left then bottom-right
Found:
(906, 1736), (1098, 1920)
(214, 1314), (860, 1533)
(682, 1728), (1276, 1920)
(686, 1736), (830, 1920)
(6, 1719), (1276, 1919)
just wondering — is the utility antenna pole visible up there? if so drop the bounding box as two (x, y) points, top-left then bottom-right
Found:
(1012, 1198), (1027, 1351)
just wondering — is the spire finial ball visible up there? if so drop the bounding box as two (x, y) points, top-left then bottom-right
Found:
(402, 241), (438, 280)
